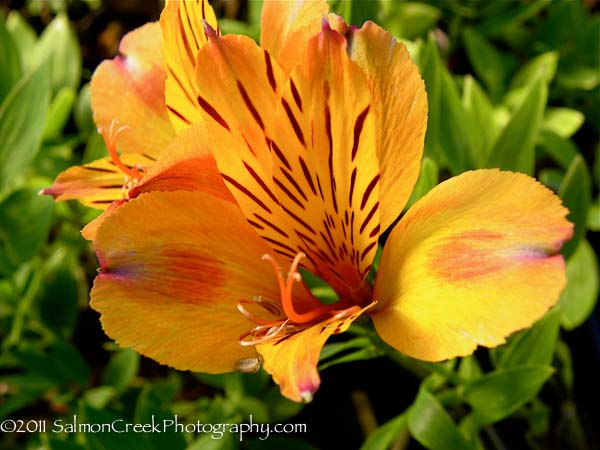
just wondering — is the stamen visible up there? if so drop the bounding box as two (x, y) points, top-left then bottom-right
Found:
(99, 119), (142, 180)
(262, 253), (331, 324)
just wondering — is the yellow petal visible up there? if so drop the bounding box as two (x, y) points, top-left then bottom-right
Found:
(42, 153), (153, 209)
(372, 170), (573, 361)
(257, 303), (372, 402)
(341, 20), (427, 232)
(160, 0), (219, 131)
(260, 0), (329, 73)
(91, 23), (174, 158)
(91, 190), (284, 373)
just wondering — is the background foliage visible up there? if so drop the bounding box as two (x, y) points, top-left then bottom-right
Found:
(0, 0), (598, 449)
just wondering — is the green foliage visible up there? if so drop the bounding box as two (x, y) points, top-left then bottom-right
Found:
(1, 2), (598, 450)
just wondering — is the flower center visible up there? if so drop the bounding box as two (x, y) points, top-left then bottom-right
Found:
(237, 252), (362, 347)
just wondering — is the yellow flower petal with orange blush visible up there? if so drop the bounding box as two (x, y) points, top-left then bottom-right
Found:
(258, 302), (373, 402)
(336, 19), (428, 232)
(42, 153), (154, 209)
(160, 0), (219, 131)
(91, 23), (174, 158)
(91, 189), (314, 373)
(260, 0), (329, 73)
(371, 170), (573, 361)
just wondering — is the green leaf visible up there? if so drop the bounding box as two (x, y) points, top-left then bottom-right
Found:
(188, 433), (239, 450)
(245, 438), (317, 450)
(463, 28), (505, 96)
(457, 356), (483, 382)
(510, 52), (559, 90)
(38, 248), (79, 337)
(462, 76), (498, 164)
(101, 348), (140, 393)
(360, 413), (408, 450)
(0, 189), (53, 273)
(5, 11), (37, 72)
(74, 82), (95, 135)
(486, 78), (547, 174)
(474, 0), (548, 38)
(496, 308), (560, 369)
(418, 37), (443, 164)
(542, 108), (585, 138)
(559, 239), (599, 330)
(408, 388), (472, 450)
(42, 86), (76, 140)
(438, 69), (476, 173)
(463, 366), (554, 424)
(537, 129), (578, 169)
(557, 65), (600, 90)
(538, 168), (564, 192)
(559, 155), (592, 258)
(405, 157), (438, 208)
(588, 199), (600, 231)
(381, 2), (441, 39)
(0, 17), (22, 103)
(33, 13), (81, 94)
(0, 62), (51, 191)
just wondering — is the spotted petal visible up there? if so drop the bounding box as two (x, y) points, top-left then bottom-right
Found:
(372, 170), (573, 361)
(91, 22), (174, 157)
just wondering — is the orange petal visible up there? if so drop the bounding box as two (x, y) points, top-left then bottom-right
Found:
(257, 303), (372, 402)
(91, 23), (174, 158)
(129, 123), (234, 203)
(41, 153), (153, 209)
(160, 0), (219, 132)
(267, 24), (379, 300)
(372, 170), (573, 361)
(91, 190), (284, 373)
(260, 0), (329, 73)
(342, 20), (428, 232)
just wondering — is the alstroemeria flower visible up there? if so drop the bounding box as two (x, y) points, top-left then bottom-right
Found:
(83, 0), (573, 402)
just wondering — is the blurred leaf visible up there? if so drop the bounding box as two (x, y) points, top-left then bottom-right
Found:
(245, 438), (317, 450)
(51, 339), (91, 387)
(457, 356), (483, 382)
(419, 36), (443, 164)
(405, 157), (438, 208)
(264, 387), (305, 423)
(538, 168), (564, 192)
(538, 129), (578, 169)
(188, 433), (238, 450)
(38, 248), (78, 337)
(101, 348), (140, 393)
(594, 143), (600, 187)
(510, 52), (559, 90)
(555, 339), (574, 392)
(462, 76), (497, 164)
(408, 388), (472, 450)
(463, 28), (505, 96)
(557, 65), (600, 90)
(84, 386), (117, 409)
(486, 78), (547, 174)
(0, 61), (51, 191)
(542, 108), (585, 139)
(496, 308), (560, 369)
(320, 337), (371, 361)
(559, 155), (591, 258)
(74, 82), (95, 135)
(43, 86), (76, 140)
(0, 17), (22, 103)
(360, 413), (408, 450)
(83, 131), (108, 164)
(464, 366), (554, 424)
(474, 0), (548, 38)
(0, 189), (53, 273)
(438, 69), (476, 173)
(588, 199), (599, 231)
(6, 11), (37, 72)
(559, 239), (599, 330)
(33, 13), (81, 94)
(381, 2), (441, 39)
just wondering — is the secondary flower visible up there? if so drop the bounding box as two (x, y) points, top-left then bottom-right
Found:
(63, 0), (573, 402)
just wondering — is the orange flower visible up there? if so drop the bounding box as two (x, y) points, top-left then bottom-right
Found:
(66, 1), (573, 402)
